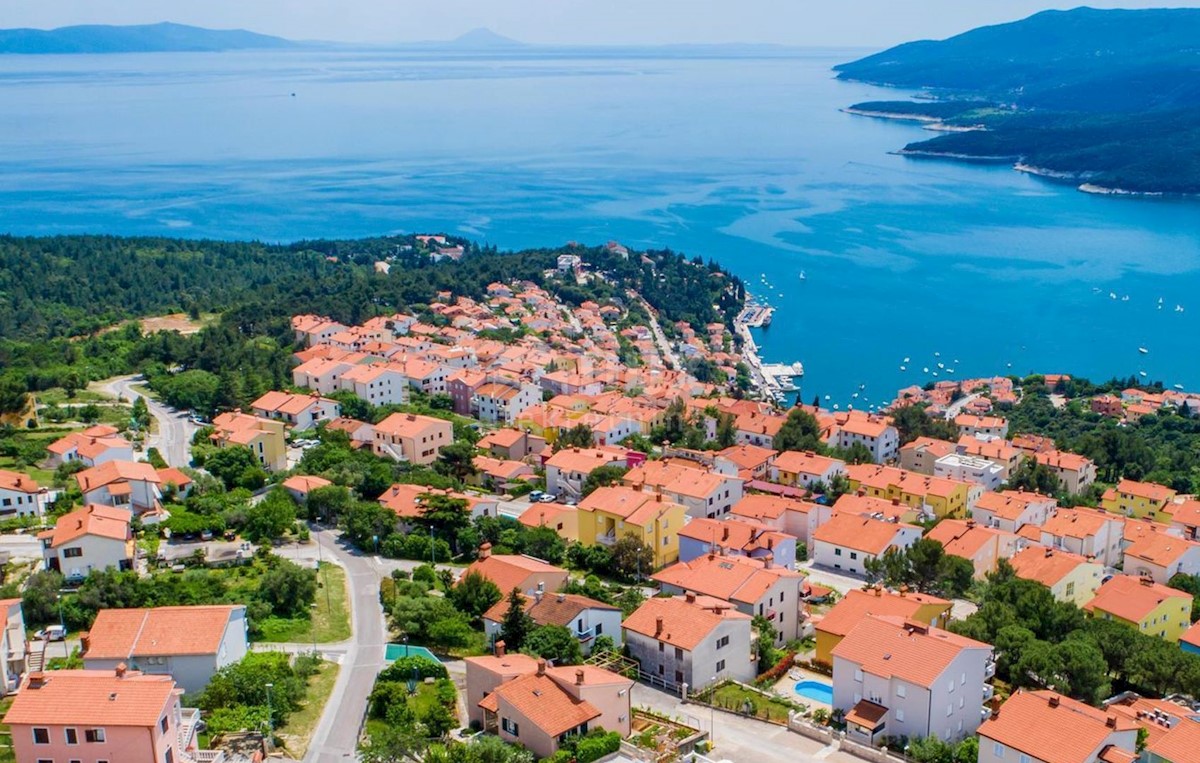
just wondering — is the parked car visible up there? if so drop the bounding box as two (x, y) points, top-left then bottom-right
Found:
(35, 625), (67, 642)
(528, 490), (545, 501)
(539, 493), (559, 503)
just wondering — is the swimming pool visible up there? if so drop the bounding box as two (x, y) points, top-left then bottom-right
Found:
(385, 644), (440, 663)
(794, 679), (833, 704)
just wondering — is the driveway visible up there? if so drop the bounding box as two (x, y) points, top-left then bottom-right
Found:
(96, 375), (197, 467)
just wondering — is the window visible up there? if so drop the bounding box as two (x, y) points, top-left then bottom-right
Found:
(658, 641), (665, 653)
(896, 685), (906, 698)
(895, 709), (904, 722)
(854, 669), (863, 682)
(64, 547), (83, 558)
(161, 717), (170, 733)
(716, 636), (729, 649)
(674, 647), (684, 660)
(850, 552), (858, 560)
(501, 718), (520, 737)
(85, 728), (106, 743)
(834, 548), (843, 556)
(65, 728), (79, 744)
(993, 742), (1005, 757)
(33, 728), (50, 745)
(595, 622), (602, 635)
(675, 670), (684, 684)
(716, 660), (725, 672)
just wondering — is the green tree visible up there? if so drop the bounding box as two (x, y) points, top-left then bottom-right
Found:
(418, 493), (471, 538)
(773, 408), (823, 452)
(522, 624), (583, 665)
(499, 588), (534, 651)
(1055, 637), (1111, 703)
(434, 441), (478, 481)
(21, 570), (63, 626)
(557, 424), (595, 450)
(202, 446), (267, 490)
(257, 559), (317, 618)
(522, 525), (566, 565)
(581, 464), (629, 497)
(450, 571), (503, 624)
(131, 396), (151, 429)
(1006, 459), (1060, 494)
(242, 488), (298, 542)
(610, 534), (655, 581)
(306, 484), (356, 523)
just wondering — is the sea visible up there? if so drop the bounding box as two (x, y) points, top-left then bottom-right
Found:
(2, 46), (1199, 410)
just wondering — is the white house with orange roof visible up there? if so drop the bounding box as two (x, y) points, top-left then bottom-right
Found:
(898, 436), (956, 475)
(622, 593), (755, 690)
(769, 450), (846, 489)
(1032, 449), (1097, 494)
(481, 592), (622, 655)
(734, 409), (787, 448)
(829, 412), (900, 463)
(978, 690), (1138, 763)
(81, 605), (248, 694)
(1008, 546), (1103, 606)
(40, 504), (133, 580)
(473, 377), (541, 425)
(75, 460), (163, 514)
(292, 355), (361, 395)
(45, 424), (133, 469)
(463, 650), (540, 728)
(0, 599), (27, 695)
(461, 546), (569, 598)
(338, 362), (412, 406)
(378, 484), (497, 524)
(954, 413), (1008, 439)
(677, 518), (797, 569)
(623, 460), (744, 519)
(250, 390), (340, 430)
(323, 416), (375, 448)
(282, 475), (333, 504)
(925, 519), (1013, 579)
(811, 513), (922, 576)
(1020, 506), (1125, 567)
(372, 412), (453, 465)
(832, 615), (994, 743)
(651, 553), (806, 642)
(956, 434), (1024, 479)
(971, 489), (1055, 533)
(543, 446), (629, 499)
(729, 494), (832, 547)
(814, 586), (952, 664)
(292, 314), (347, 345)
(1122, 530), (1200, 583)
(0, 470), (48, 519)
(714, 443), (777, 481)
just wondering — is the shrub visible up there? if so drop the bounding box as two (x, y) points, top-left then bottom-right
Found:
(755, 651), (797, 687)
(378, 655), (448, 682)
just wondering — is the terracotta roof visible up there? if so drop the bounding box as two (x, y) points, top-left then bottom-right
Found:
(924, 519), (999, 559)
(1116, 478), (1176, 504)
(677, 518), (792, 555)
(517, 503), (577, 530)
(478, 672), (600, 736)
(973, 490), (1054, 522)
(375, 412), (449, 438)
(1039, 507), (1116, 540)
(1181, 620), (1200, 650)
(462, 555), (567, 596)
(831, 615), (990, 688)
(622, 595), (749, 651)
(46, 504), (130, 547)
(156, 467), (192, 488)
(1124, 530), (1199, 568)
(812, 513), (917, 555)
(845, 699), (888, 730)
(0, 469), (41, 494)
(481, 592), (616, 628)
(252, 390), (333, 416)
(3, 670), (177, 727)
(75, 459), (161, 492)
(84, 605), (241, 659)
(283, 475), (333, 494)
(544, 447), (625, 473)
(1083, 574), (1191, 623)
(1033, 449), (1093, 472)
(478, 429), (526, 448)
(772, 450), (842, 476)
(1146, 717), (1200, 763)
(978, 690), (1137, 763)
(651, 554), (799, 605)
(579, 486), (681, 526)
(832, 492), (913, 522)
(730, 494), (814, 522)
(817, 588), (949, 638)
(464, 653), (540, 680)
(1009, 546), (1096, 588)
(623, 461), (737, 500)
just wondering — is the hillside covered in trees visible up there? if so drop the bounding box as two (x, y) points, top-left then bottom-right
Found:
(836, 7), (1200, 194)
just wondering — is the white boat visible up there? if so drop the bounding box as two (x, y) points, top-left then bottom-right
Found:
(900, 365), (906, 371)
(1140, 371), (1148, 378)
(1177, 305), (1185, 313)
(1175, 384), (1185, 390)
(923, 367), (929, 373)
(1139, 347), (1149, 354)
(1122, 295), (1130, 302)
(903, 356), (910, 363)
(799, 271), (807, 281)
(1109, 292), (1117, 299)
(937, 362), (945, 369)
(932, 372), (939, 377)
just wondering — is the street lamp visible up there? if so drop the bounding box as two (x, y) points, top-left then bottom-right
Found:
(709, 675), (717, 748)
(264, 683), (274, 740)
(403, 633), (409, 659)
(309, 603), (318, 654)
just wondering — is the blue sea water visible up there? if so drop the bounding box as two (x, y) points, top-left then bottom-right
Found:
(2, 48), (1199, 407)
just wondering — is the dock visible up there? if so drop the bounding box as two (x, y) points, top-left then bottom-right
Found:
(737, 304), (774, 328)
(733, 308), (803, 403)
(761, 362), (805, 392)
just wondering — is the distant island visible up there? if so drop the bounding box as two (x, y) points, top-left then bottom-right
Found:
(835, 7), (1200, 196)
(0, 22), (297, 54)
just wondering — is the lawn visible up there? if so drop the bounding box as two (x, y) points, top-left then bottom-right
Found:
(0, 456), (55, 485)
(0, 696), (12, 763)
(701, 682), (802, 724)
(36, 387), (115, 406)
(276, 659), (340, 759)
(257, 563), (351, 644)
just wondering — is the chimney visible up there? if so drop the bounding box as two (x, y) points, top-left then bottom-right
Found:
(115, 663), (127, 678)
(1106, 715), (1117, 729)
(406, 414), (416, 421)
(537, 659), (546, 676)
(80, 633), (91, 655)
(763, 553), (773, 569)
(1140, 577), (1153, 587)
(903, 619), (928, 635)
(1044, 548), (1053, 558)
(479, 542), (492, 560)
(557, 593), (565, 603)
(495, 640), (506, 657)
(899, 584), (908, 597)
(656, 493), (662, 503)
(1048, 694), (1060, 708)
(575, 669), (585, 686)
(685, 592), (696, 604)
(722, 527), (730, 541)
(873, 586), (882, 597)
(655, 616), (664, 636)
(27, 672), (46, 689)
(536, 582), (545, 603)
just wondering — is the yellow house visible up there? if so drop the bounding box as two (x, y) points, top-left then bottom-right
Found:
(814, 586), (952, 664)
(576, 486), (686, 570)
(1101, 478), (1177, 521)
(1008, 546), (1103, 607)
(210, 412), (287, 472)
(844, 464), (970, 519)
(1084, 574), (1193, 642)
(516, 502), (581, 544)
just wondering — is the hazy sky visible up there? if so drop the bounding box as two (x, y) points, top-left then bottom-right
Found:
(7, 1), (1199, 47)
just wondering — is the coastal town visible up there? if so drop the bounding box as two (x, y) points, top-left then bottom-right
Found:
(0, 238), (1198, 763)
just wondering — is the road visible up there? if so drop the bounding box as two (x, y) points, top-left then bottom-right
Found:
(633, 293), (682, 370)
(944, 392), (984, 421)
(97, 375), (197, 467)
(304, 528), (388, 763)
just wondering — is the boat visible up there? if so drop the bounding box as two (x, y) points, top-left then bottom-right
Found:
(923, 367), (929, 373)
(1109, 292), (1117, 299)
(900, 365), (906, 371)
(903, 356), (910, 363)
(799, 271), (807, 281)
(1139, 347), (1149, 354)
(1122, 295), (1130, 302)
(1139, 371), (1148, 378)
(1177, 305), (1185, 313)
(1175, 384), (1185, 390)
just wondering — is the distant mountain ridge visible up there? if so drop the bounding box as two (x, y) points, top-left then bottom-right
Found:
(0, 22), (296, 54)
(834, 7), (1200, 196)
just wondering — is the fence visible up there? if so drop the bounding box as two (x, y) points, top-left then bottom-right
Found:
(839, 737), (907, 763)
(786, 712), (835, 745)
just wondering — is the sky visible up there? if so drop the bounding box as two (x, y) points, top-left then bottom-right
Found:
(6, 1), (1200, 47)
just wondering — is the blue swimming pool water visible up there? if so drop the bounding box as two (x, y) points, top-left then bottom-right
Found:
(385, 644), (440, 663)
(794, 679), (833, 704)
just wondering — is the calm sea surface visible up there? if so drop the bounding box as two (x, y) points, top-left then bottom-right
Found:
(2, 48), (1199, 408)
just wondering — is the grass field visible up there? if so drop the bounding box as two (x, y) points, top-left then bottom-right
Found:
(276, 659), (340, 758)
(702, 682), (801, 724)
(257, 563), (351, 644)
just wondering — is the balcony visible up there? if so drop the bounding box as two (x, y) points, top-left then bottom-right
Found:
(984, 660), (996, 679)
(598, 531), (617, 546)
(982, 684), (995, 702)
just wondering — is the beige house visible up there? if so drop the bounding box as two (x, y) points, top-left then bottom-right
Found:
(622, 593), (755, 691)
(39, 504), (133, 580)
(372, 412), (453, 465)
(1008, 546), (1103, 606)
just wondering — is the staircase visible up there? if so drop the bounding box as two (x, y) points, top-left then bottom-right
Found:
(25, 641), (45, 673)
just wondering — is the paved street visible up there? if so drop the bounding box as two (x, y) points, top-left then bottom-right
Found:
(97, 375), (198, 467)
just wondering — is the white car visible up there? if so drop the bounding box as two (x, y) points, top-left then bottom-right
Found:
(35, 625), (67, 642)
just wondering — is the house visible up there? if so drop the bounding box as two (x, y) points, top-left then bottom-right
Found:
(977, 690), (1138, 763)
(0, 599), (27, 695)
(715, 443), (777, 481)
(898, 437), (956, 475)
(477, 659), (633, 760)
(651, 553), (806, 643)
(844, 463), (971, 519)
(517, 503), (580, 543)
(677, 518), (797, 570)
(933, 453), (1005, 491)
(924, 519), (1011, 579)
(0, 470), (48, 519)
(576, 487), (686, 570)
(473, 379), (541, 425)
(1168, 498), (1200, 541)
(813, 587), (951, 664)
(833, 492), (923, 524)
(831, 615), (994, 743)
(478, 428), (546, 461)
(209, 412), (287, 471)
(1103, 692), (1199, 757)
(45, 425), (133, 468)
(338, 363), (411, 406)
(971, 490), (1055, 533)
(1032, 450), (1097, 495)
(81, 605), (248, 694)
(954, 413), (1008, 439)
(622, 460), (744, 519)
(463, 650), (541, 728)
(282, 475), (332, 504)
(250, 390), (340, 430)
(1144, 718), (1200, 763)
(1023, 506), (1125, 567)
(1083, 575), (1192, 643)
(470, 456), (535, 492)
(1182, 621), (1200, 655)
(1102, 478), (1177, 520)
(2, 668), (213, 763)
(373, 413), (453, 465)
(1121, 530), (1200, 584)
(729, 494), (832, 547)
(378, 484), (497, 524)
(811, 513), (922, 576)
(733, 410), (787, 448)
(323, 416), (375, 448)
(40, 504), (133, 580)
(829, 414), (900, 464)
(543, 447), (628, 499)
(769, 450), (846, 490)
(1008, 547), (1103, 606)
(622, 593), (755, 691)
(462, 546), (569, 598)
(292, 356), (360, 395)
(481, 592), (622, 654)
(74, 460), (163, 514)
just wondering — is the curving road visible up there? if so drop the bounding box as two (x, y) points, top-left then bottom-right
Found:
(97, 375), (197, 467)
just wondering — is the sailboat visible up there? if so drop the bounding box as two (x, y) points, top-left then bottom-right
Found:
(799, 271), (807, 281)
(1139, 347), (1149, 355)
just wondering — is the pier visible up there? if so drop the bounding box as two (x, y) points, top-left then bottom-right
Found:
(733, 310), (803, 403)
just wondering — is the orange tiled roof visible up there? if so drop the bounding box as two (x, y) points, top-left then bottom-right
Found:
(817, 588), (949, 638)
(283, 475), (333, 494)
(463, 555), (567, 596)
(481, 592), (616, 627)
(650, 554), (799, 605)
(84, 605), (241, 659)
(478, 672), (600, 737)
(812, 513), (917, 555)
(45, 504), (130, 547)
(978, 690), (1137, 763)
(1083, 574), (1192, 623)
(1124, 530), (1199, 567)
(1009, 546), (1096, 587)
(0, 469), (40, 494)
(622, 595), (749, 651)
(4, 670), (177, 727)
(831, 615), (990, 688)
(730, 494), (816, 522)
(75, 460), (161, 492)
(1146, 715), (1200, 762)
